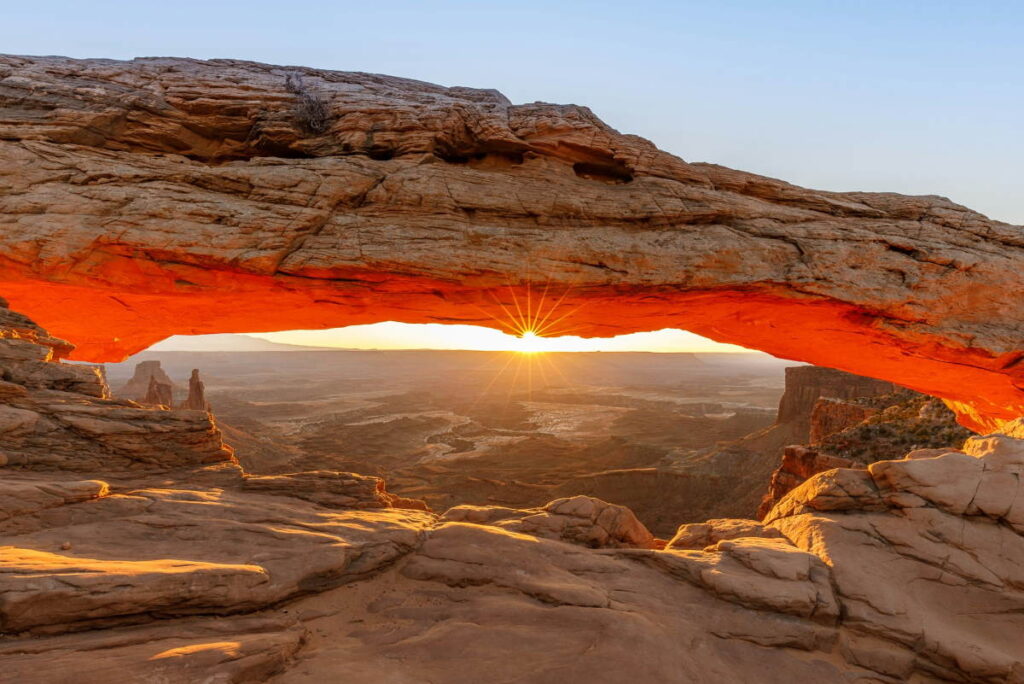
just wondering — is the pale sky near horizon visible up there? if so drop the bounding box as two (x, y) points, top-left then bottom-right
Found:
(7, 1), (1021, 353)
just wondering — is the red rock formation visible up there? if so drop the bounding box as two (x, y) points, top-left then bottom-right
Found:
(3, 295), (1024, 680)
(756, 445), (854, 519)
(143, 375), (174, 407)
(758, 390), (973, 517)
(1, 56), (1022, 431)
(777, 366), (893, 440)
(672, 366), (904, 521)
(0, 300), (233, 471)
(180, 368), (208, 411)
(808, 397), (879, 443)
(119, 360), (178, 402)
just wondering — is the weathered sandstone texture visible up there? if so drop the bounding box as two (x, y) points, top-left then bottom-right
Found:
(2, 303), (1024, 682)
(0, 55), (1022, 430)
(442, 495), (656, 549)
(0, 299), (232, 471)
(757, 445), (856, 519)
(758, 388), (973, 516)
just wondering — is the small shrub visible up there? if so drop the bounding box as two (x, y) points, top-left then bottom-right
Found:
(285, 72), (331, 135)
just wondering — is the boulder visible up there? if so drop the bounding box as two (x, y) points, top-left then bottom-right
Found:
(443, 495), (655, 549)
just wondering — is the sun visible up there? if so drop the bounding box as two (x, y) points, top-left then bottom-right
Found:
(515, 330), (546, 353)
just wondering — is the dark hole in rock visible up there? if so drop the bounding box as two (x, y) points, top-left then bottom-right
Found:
(249, 140), (318, 160)
(368, 147), (395, 161)
(435, 150), (525, 167)
(573, 161), (634, 184)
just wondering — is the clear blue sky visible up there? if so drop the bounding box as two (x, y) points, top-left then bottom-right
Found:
(5, 1), (1022, 224)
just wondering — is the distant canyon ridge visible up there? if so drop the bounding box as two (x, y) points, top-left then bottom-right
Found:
(0, 55), (1022, 431)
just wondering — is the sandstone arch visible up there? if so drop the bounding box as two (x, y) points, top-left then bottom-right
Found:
(1, 55), (1022, 432)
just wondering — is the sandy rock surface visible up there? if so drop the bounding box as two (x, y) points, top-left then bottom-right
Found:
(0, 56), (1022, 430)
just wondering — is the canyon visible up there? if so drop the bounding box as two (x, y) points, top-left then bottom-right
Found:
(2, 300), (1023, 682)
(1, 55), (1023, 683)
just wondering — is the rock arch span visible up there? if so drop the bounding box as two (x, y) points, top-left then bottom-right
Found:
(0, 55), (1022, 432)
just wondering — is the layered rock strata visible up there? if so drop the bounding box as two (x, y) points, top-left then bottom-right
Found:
(759, 389), (974, 516)
(1, 297), (1023, 681)
(0, 300), (232, 471)
(1, 56), (1023, 430)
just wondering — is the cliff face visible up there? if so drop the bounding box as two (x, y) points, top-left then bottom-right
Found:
(809, 397), (879, 443)
(1, 56), (1023, 431)
(0, 299), (232, 471)
(1, 300), (1023, 682)
(776, 366), (894, 439)
(759, 389), (974, 516)
(673, 366), (903, 522)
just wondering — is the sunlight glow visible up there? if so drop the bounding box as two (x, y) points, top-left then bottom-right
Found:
(248, 286), (754, 353)
(160, 286), (755, 354)
(246, 322), (752, 353)
(515, 330), (545, 354)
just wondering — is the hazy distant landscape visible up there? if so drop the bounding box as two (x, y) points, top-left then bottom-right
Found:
(106, 343), (795, 535)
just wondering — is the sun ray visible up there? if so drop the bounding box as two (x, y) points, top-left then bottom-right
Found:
(530, 280), (572, 337)
(533, 303), (592, 338)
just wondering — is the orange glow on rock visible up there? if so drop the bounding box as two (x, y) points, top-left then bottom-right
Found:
(1, 258), (1022, 434)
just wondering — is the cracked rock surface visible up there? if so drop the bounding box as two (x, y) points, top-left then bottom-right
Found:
(2, 303), (1024, 682)
(0, 56), (1022, 430)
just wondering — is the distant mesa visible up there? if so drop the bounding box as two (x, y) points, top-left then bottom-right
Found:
(121, 360), (211, 411)
(120, 360), (178, 403)
(148, 333), (338, 353)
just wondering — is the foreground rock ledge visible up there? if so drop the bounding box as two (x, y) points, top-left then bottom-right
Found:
(2, 301), (1024, 682)
(0, 55), (1023, 431)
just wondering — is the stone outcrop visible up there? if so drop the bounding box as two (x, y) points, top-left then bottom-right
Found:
(119, 360), (178, 403)
(442, 495), (656, 549)
(757, 446), (855, 519)
(2, 294), (1024, 681)
(1, 56), (1023, 430)
(142, 374), (173, 407)
(0, 303), (434, 648)
(669, 365), (905, 522)
(242, 470), (429, 511)
(777, 367), (894, 441)
(667, 517), (784, 550)
(758, 389), (974, 516)
(0, 299), (232, 471)
(179, 368), (207, 411)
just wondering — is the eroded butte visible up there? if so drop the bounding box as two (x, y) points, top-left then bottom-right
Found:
(0, 55), (1022, 431)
